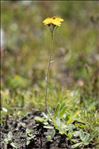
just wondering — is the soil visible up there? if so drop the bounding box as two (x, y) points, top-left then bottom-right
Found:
(0, 111), (94, 149)
(0, 111), (72, 149)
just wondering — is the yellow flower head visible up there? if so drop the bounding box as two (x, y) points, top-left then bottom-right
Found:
(43, 16), (64, 27)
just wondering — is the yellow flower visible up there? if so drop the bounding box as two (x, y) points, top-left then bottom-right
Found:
(43, 16), (64, 27)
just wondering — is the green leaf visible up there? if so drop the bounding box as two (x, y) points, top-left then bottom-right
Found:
(72, 142), (83, 148)
(10, 142), (18, 149)
(34, 116), (45, 123)
(46, 135), (52, 142)
(80, 130), (91, 145)
(43, 125), (54, 129)
(6, 131), (13, 142)
(46, 129), (55, 142)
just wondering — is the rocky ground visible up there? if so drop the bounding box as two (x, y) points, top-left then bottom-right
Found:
(0, 111), (72, 149)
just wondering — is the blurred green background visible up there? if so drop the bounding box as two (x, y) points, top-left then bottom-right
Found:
(1, 0), (99, 89)
(1, 0), (99, 108)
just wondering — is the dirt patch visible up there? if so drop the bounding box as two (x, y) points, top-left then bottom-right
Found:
(0, 111), (94, 149)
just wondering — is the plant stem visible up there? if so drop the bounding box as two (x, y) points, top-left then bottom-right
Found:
(45, 30), (54, 113)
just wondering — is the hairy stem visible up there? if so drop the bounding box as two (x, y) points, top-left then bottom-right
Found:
(45, 30), (54, 112)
